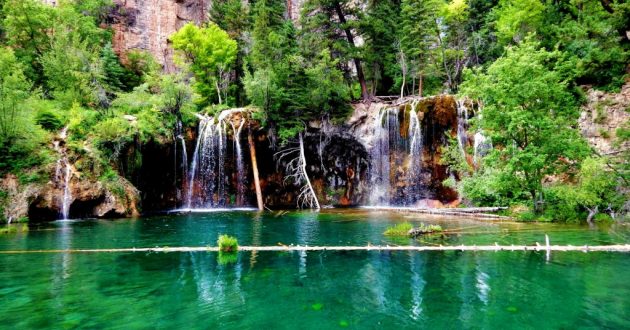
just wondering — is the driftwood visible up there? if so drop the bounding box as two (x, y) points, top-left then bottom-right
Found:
(1, 244), (629, 254)
(365, 206), (512, 220)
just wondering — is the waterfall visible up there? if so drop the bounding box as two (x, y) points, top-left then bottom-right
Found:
(456, 99), (469, 158)
(230, 118), (246, 206)
(53, 127), (73, 219)
(405, 102), (424, 205)
(367, 102), (429, 206)
(368, 107), (394, 205)
(61, 163), (72, 219)
(473, 132), (491, 165)
(186, 117), (226, 208)
(179, 136), (188, 179)
(185, 109), (250, 209)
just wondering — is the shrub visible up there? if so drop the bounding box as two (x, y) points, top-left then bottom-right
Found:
(594, 213), (613, 223)
(409, 223), (444, 236)
(518, 211), (538, 222)
(383, 222), (413, 236)
(35, 110), (64, 131)
(218, 234), (238, 253)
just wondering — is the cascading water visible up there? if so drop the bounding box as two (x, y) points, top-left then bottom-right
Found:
(186, 117), (226, 208)
(185, 109), (250, 209)
(473, 132), (491, 165)
(179, 136), (188, 179)
(369, 107), (394, 205)
(368, 104), (425, 206)
(456, 99), (469, 158)
(61, 163), (72, 219)
(405, 101), (424, 205)
(53, 127), (73, 219)
(230, 118), (246, 206)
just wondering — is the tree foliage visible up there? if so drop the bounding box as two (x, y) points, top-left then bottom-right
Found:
(459, 39), (590, 211)
(170, 22), (238, 106)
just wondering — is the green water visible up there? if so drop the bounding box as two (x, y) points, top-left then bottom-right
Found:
(1, 210), (629, 329)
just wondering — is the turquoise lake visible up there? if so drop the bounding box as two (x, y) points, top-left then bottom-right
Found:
(1, 209), (629, 329)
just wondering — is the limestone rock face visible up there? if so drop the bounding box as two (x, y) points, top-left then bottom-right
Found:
(107, 0), (310, 71)
(109, 0), (210, 72)
(1, 172), (140, 222)
(579, 83), (630, 155)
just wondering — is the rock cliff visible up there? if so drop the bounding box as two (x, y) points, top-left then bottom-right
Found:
(108, 0), (211, 71)
(579, 83), (630, 155)
(106, 0), (307, 71)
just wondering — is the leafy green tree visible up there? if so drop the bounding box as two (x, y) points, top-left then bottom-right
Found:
(1, 0), (54, 84)
(170, 22), (238, 106)
(41, 27), (104, 108)
(546, 157), (624, 223)
(0, 47), (32, 146)
(491, 0), (544, 44)
(459, 39), (589, 210)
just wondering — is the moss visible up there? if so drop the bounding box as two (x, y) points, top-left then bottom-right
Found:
(410, 223), (444, 235)
(218, 234), (238, 252)
(217, 252), (238, 265)
(594, 213), (613, 223)
(384, 222), (413, 236)
(433, 95), (457, 127)
(594, 102), (608, 124)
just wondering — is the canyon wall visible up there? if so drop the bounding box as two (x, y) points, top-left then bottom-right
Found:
(106, 0), (307, 71)
(108, 0), (211, 72)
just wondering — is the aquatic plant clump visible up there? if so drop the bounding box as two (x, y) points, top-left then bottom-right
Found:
(383, 222), (413, 236)
(218, 234), (239, 253)
(409, 224), (443, 237)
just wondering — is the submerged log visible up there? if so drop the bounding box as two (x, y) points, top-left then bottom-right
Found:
(2, 244), (629, 254)
(367, 206), (512, 220)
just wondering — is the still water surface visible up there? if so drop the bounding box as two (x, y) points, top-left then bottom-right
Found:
(1, 210), (629, 329)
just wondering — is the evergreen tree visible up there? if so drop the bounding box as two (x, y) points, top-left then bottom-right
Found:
(101, 42), (127, 92)
(400, 0), (441, 96)
(301, 0), (369, 100)
(361, 0), (401, 95)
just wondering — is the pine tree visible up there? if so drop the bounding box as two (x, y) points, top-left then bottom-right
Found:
(400, 0), (441, 96)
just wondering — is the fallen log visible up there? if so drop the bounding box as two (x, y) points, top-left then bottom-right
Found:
(1, 244), (629, 254)
(363, 206), (512, 220)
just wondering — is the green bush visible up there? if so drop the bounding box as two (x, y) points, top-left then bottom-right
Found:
(218, 234), (238, 253)
(383, 222), (413, 236)
(594, 213), (613, 223)
(35, 109), (64, 131)
(409, 223), (444, 236)
(518, 211), (538, 222)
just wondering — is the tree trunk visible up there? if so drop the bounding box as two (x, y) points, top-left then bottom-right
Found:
(333, 1), (369, 101)
(299, 133), (320, 210)
(418, 73), (423, 97)
(586, 206), (598, 226)
(248, 125), (264, 211)
(215, 80), (222, 104)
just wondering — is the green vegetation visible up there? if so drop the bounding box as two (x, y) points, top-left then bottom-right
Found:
(384, 222), (444, 237)
(218, 234), (239, 253)
(0, 0), (627, 223)
(412, 223), (444, 235)
(384, 222), (413, 236)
